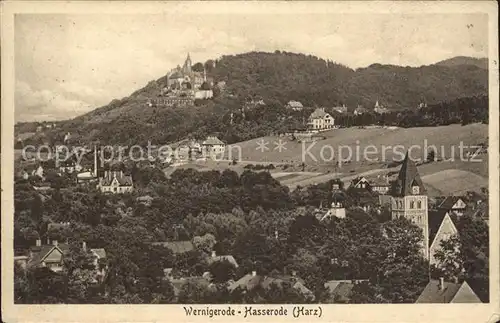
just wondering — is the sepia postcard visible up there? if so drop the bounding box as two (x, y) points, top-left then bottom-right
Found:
(1, 1), (499, 322)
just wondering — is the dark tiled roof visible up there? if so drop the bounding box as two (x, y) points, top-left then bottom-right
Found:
(29, 244), (70, 267)
(428, 210), (449, 245)
(416, 280), (463, 303)
(438, 196), (466, 210)
(228, 274), (262, 292)
(310, 108), (330, 119)
(100, 171), (133, 187)
(368, 176), (390, 187)
(324, 280), (358, 303)
(392, 152), (426, 196)
(151, 241), (194, 254)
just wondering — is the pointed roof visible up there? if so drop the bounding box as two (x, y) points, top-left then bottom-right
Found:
(393, 152), (426, 196)
(416, 280), (481, 303)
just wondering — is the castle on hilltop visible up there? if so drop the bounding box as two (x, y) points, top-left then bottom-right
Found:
(167, 53), (209, 91)
(148, 53), (214, 108)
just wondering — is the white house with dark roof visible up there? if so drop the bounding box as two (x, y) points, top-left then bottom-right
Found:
(201, 136), (225, 158)
(437, 196), (467, 216)
(97, 171), (133, 194)
(307, 108), (334, 131)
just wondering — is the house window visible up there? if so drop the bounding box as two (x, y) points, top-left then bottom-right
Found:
(410, 201), (415, 209)
(417, 201), (422, 209)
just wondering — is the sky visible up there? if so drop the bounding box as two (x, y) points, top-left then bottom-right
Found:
(15, 12), (488, 122)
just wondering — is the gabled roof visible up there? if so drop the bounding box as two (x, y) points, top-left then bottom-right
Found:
(228, 273), (313, 299)
(29, 243), (70, 267)
(438, 196), (467, 210)
(324, 280), (368, 303)
(416, 280), (480, 303)
(202, 136), (224, 146)
(151, 241), (195, 254)
(428, 210), (450, 245)
(100, 171), (133, 187)
(228, 273), (262, 292)
(392, 152), (426, 196)
(429, 212), (458, 249)
(367, 176), (390, 187)
(309, 108), (331, 119)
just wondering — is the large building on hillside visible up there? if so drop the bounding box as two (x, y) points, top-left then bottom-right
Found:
(148, 53), (214, 108)
(391, 152), (429, 259)
(97, 171), (134, 194)
(307, 108), (334, 131)
(201, 136), (226, 159)
(167, 54), (213, 94)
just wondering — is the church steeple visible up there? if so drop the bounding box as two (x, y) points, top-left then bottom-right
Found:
(394, 151), (426, 196)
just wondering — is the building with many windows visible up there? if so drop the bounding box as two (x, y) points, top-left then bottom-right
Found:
(307, 108), (334, 131)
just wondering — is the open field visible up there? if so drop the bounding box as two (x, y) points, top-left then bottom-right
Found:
(163, 124), (488, 196)
(228, 123), (488, 173)
(422, 169), (488, 195)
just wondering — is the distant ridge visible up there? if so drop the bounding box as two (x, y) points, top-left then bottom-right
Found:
(435, 56), (488, 69)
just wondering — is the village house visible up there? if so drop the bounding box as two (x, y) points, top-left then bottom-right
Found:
(332, 105), (348, 114)
(228, 270), (315, 301)
(416, 278), (482, 303)
(437, 196), (468, 216)
(97, 171), (133, 194)
(368, 175), (391, 195)
(323, 279), (369, 303)
(373, 100), (389, 114)
(307, 108), (334, 131)
(354, 106), (368, 115)
(428, 211), (459, 266)
(285, 100), (304, 111)
(28, 239), (107, 277)
(20, 164), (45, 180)
(201, 136), (226, 159)
(350, 177), (371, 190)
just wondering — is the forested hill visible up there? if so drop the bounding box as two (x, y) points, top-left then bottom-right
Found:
(210, 51), (487, 108)
(17, 51), (488, 146)
(435, 56), (488, 69)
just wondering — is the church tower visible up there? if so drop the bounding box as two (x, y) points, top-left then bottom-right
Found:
(391, 151), (429, 259)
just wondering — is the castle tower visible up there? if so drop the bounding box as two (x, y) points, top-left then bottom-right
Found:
(391, 151), (429, 259)
(183, 53), (192, 74)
